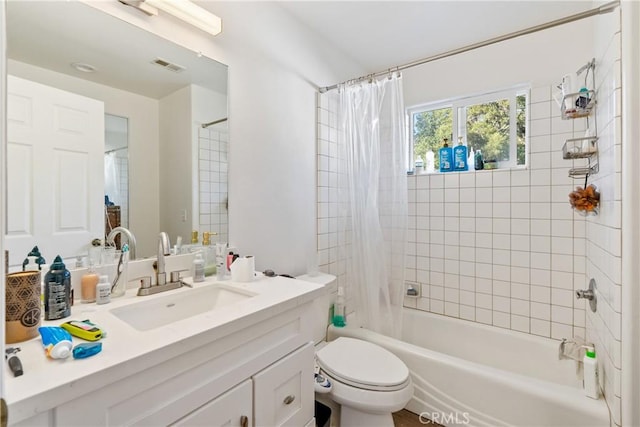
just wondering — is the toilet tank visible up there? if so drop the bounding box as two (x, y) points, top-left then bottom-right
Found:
(296, 272), (336, 344)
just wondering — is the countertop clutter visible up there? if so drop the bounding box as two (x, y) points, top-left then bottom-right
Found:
(5, 274), (324, 425)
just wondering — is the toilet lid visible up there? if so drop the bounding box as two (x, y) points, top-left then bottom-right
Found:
(316, 337), (409, 390)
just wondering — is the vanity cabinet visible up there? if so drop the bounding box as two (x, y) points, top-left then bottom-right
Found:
(10, 303), (316, 427)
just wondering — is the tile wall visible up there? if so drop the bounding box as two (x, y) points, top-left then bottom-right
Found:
(115, 154), (128, 228)
(318, 86), (591, 340)
(586, 8), (622, 425)
(198, 126), (229, 243)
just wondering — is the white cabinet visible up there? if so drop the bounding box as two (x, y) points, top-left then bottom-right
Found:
(11, 304), (316, 427)
(253, 343), (314, 427)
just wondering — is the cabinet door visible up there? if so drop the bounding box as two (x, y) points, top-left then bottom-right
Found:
(253, 343), (314, 427)
(171, 379), (252, 427)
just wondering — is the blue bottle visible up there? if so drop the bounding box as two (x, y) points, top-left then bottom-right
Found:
(439, 138), (453, 172)
(453, 136), (469, 171)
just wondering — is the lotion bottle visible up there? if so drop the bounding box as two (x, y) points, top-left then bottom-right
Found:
(193, 252), (205, 282)
(583, 346), (600, 399)
(96, 275), (111, 305)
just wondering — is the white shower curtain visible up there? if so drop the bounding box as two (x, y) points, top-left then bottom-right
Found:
(104, 152), (120, 205)
(337, 74), (408, 338)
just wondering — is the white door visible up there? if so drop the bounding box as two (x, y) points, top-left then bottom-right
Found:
(6, 75), (104, 268)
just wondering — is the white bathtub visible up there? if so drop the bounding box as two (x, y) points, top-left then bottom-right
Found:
(327, 308), (610, 427)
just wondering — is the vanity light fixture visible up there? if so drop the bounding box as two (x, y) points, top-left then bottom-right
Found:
(118, 0), (222, 36)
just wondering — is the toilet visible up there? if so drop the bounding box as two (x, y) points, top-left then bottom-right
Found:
(297, 273), (413, 427)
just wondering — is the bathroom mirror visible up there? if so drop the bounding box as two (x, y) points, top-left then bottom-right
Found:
(5, 0), (228, 262)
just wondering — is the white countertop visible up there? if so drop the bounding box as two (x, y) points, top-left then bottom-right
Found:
(5, 273), (325, 422)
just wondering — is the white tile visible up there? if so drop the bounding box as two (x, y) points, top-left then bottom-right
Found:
(493, 311), (511, 329)
(476, 172), (492, 187)
(531, 319), (550, 337)
(459, 173), (475, 188)
(511, 315), (530, 333)
(531, 301), (551, 320)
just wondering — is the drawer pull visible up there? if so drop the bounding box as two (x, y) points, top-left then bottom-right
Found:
(283, 395), (296, 405)
(240, 415), (248, 427)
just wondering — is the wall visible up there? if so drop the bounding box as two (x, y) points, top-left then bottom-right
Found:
(159, 86), (192, 241)
(8, 60), (160, 257)
(587, 6), (622, 424)
(82, 1), (364, 275)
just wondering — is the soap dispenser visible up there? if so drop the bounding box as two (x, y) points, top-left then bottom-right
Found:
(439, 138), (453, 172)
(453, 136), (469, 171)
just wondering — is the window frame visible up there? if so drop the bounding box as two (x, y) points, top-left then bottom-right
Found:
(408, 85), (530, 172)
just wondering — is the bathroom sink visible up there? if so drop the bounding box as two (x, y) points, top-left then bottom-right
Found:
(110, 284), (257, 331)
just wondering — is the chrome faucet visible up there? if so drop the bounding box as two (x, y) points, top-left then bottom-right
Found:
(106, 226), (137, 260)
(157, 231), (171, 286)
(136, 232), (189, 296)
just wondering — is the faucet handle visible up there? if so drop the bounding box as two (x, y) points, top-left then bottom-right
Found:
(170, 269), (189, 284)
(131, 276), (152, 289)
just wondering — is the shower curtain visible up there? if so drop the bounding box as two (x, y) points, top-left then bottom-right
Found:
(337, 73), (408, 338)
(104, 152), (120, 205)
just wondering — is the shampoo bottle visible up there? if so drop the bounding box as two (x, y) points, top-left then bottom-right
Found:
(43, 256), (71, 320)
(468, 147), (475, 171)
(453, 136), (469, 171)
(439, 138), (453, 172)
(583, 346), (600, 399)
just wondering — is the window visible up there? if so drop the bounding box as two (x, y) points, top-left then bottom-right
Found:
(409, 87), (528, 171)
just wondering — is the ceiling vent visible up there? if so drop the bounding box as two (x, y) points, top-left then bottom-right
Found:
(151, 58), (186, 73)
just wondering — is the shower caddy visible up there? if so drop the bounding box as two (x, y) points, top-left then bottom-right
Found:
(559, 58), (600, 216)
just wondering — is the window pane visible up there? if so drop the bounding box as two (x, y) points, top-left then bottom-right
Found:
(466, 99), (510, 162)
(516, 94), (527, 165)
(413, 107), (452, 169)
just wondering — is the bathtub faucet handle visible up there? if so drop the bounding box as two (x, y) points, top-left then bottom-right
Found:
(576, 278), (597, 313)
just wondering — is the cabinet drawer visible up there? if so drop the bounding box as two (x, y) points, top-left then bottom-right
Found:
(253, 343), (314, 427)
(172, 379), (252, 427)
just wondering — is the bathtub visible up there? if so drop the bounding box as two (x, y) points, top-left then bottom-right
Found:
(327, 308), (610, 427)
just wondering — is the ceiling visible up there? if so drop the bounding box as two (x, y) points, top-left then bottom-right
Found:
(7, 1), (228, 100)
(278, 1), (596, 74)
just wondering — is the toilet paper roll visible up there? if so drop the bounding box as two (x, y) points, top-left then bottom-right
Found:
(6, 271), (42, 343)
(231, 256), (255, 282)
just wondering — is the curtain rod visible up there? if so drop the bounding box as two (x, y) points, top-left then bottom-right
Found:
(318, 0), (619, 93)
(201, 117), (228, 128)
(105, 146), (127, 154)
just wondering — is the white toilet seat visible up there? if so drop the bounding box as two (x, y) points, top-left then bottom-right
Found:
(325, 372), (414, 414)
(316, 337), (410, 391)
